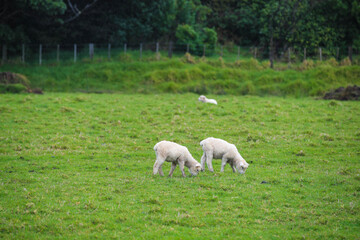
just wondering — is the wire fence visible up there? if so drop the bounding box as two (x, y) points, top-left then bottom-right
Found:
(1, 42), (359, 66)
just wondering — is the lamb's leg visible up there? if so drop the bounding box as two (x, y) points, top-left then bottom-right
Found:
(153, 155), (166, 175)
(178, 161), (186, 177)
(168, 162), (177, 177)
(205, 152), (214, 172)
(229, 161), (236, 173)
(220, 157), (228, 172)
(200, 153), (206, 171)
(158, 165), (164, 176)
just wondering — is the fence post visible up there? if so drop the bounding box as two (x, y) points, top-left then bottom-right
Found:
(124, 43), (127, 54)
(156, 42), (160, 60)
(168, 41), (173, 58)
(108, 43), (111, 60)
(336, 47), (339, 61)
(254, 47), (257, 59)
(319, 47), (322, 61)
(237, 46), (240, 61)
(220, 45), (223, 57)
(288, 47), (291, 67)
(39, 44), (42, 65)
(74, 44), (77, 63)
(303, 47), (306, 61)
(348, 46), (353, 62)
(57, 44), (60, 63)
(2, 44), (7, 64)
(203, 45), (206, 57)
(186, 44), (189, 53)
(140, 43), (143, 59)
(89, 43), (94, 60)
(22, 44), (25, 63)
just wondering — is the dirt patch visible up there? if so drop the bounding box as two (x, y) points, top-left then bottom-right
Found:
(323, 85), (360, 101)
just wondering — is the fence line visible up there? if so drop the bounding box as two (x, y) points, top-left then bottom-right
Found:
(1, 42), (358, 66)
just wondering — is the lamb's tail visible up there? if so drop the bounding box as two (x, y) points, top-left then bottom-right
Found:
(154, 142), (160, 151)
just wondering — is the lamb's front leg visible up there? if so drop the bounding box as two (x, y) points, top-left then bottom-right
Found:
(229, 161), (236, 173)
(168, 162), (177, 177)
(220, 157), (228, 172)
(178, 161), (186, 177)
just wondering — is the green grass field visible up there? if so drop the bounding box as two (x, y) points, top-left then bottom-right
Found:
(2, 55), (360, 97)
(1, 93), (359, 239)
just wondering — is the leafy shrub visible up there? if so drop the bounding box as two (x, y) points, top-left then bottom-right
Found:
(340, 57), (352, 66)
(299, 59), (315, 70)
(0, 83), (27, 93)
(324, 57), (338, 67)
(182, 52), (196, 64)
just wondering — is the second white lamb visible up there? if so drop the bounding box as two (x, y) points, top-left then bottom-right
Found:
(200, 137), (249, 174)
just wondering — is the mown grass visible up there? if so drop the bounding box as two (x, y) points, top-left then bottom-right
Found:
(1, 55), (360, 97)
(0, 93), (359, 239)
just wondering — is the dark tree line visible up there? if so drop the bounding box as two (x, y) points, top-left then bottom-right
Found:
(0, 0), (359, 50)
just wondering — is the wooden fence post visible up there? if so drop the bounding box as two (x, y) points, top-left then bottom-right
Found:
(156, 42), (160, 60)
(57, 44), (60, 63)
(220, 45), (223, 57)
(203, 45), (206, 57)
(336, 47), (339, 61)
(168, 41), (173, 58)
(22, 44), (25, 63)
(140, 43), (143, 59)
(237, 46), (240, 61)
(108, 43), (111, 60)
(254, 47), (257, 59)
(186, 44), (189, 53)
(319, 47), (322, 61)
(89, 43), (94, 60)
(288, 47), (291, 67)
(2, 44), (7, 64)
(39, 44), (42, 65)
(303, 47), (306, 61)
(124, 43), (127, 54)
(74, 44), (77, 63)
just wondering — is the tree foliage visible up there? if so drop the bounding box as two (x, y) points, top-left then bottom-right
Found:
(0, 0), (358, 50)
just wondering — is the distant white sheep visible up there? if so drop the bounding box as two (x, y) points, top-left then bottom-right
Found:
(200, 137), (249, 174)
(153, 141), (201, 177)
(198, 95), (217, 105)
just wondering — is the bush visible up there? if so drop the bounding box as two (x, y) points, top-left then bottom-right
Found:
(0, 83), (27, 93)
(340, 57), (352, 66)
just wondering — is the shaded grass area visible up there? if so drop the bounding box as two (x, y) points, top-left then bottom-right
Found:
(0, 93), (359, 239)
(1, 56), (360, 97)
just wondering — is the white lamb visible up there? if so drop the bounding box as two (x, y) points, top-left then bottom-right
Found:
(198, 95), (217, 105)
(200, 137), (249, 174)
(153, 141), (202, 177)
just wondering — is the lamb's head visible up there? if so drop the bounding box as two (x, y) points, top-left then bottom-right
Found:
(235, 159), (249, 174)
(189, 162), (202, 176)
(198, 95), (206, 102)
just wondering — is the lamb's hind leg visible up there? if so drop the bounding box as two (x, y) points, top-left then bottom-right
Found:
(153, 154), (166, 176)
(200, 153), (206, 171)
(205, 152), (214, 172)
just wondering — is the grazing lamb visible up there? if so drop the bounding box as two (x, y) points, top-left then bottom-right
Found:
(198, 95), (217, 105)
(153, 141), (201, 177)
(200, 137), (249, 174)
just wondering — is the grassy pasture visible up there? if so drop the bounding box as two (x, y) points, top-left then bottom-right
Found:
(2, 57), (360, 97)
(0, 93), (359, 239)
